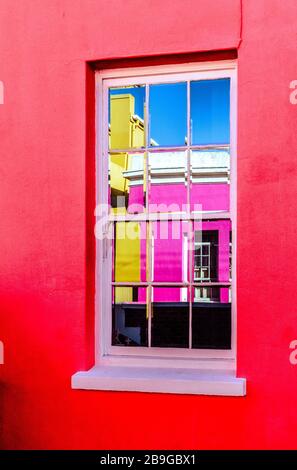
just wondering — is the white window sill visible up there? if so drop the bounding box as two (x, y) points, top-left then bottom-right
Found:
(0, 341), (3, 364)
(72, 366), (246, 396)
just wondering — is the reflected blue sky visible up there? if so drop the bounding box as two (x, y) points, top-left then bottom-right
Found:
(109, 78), (230, 146)
(149, 82), (187, 147)
(191, 78), (230, 145)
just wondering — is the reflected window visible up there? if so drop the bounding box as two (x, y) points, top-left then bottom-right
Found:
(190, 78), (230, 145)
(152, 288), (189, 348)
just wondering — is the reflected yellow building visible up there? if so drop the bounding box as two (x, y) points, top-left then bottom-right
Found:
(109, 94), (144, 302)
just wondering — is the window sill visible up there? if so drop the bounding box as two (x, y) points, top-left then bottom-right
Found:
(72, 366), (246, 396)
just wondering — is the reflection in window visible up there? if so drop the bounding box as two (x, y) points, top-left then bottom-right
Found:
(190, 150), (230, 212)
(108, 73), (233, 350)
(112, 287), (148, 347)
(190, 79), (230, 145)
(113, 221), (147, 283)
(194, 231), (218, 283)
(192, 291), (231, 349)
(109, 86), (145, 150)
(152, 220), (188, 283)
(151, 288), (189, 348)
(194, 286), (220, 303)
(149, 82), (187, 147)
(109, 153), (145, 213)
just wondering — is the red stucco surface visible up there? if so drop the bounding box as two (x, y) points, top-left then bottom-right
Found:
(0, 0), (297, 449)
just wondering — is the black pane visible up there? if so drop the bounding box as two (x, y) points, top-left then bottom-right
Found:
(149, 82), (187, 147)
(192, 301), (231, 349)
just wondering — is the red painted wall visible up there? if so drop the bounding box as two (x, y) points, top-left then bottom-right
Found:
(0, 0), (297, 449)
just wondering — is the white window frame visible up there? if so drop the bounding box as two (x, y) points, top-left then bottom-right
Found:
(72, 60), (246, 396)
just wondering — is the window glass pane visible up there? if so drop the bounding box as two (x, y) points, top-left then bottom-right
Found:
(109, 153), (145, 213)
(152, 220), (189, 283)
(190, 78), (230, 145)
(112, 221), (147, 283)
(109, 85), (145, 150)
(148, 151), (187, 210)
(151, 288), (189, 348)
(194, 231), (218, 282)
(192, 287), (231, 349)
(193, 220), (231, 283)
(112, 287), (148, 346)
(107, 72), (234, 354)
(149, 82), (187, 147)
(190, 150), (230, 212)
